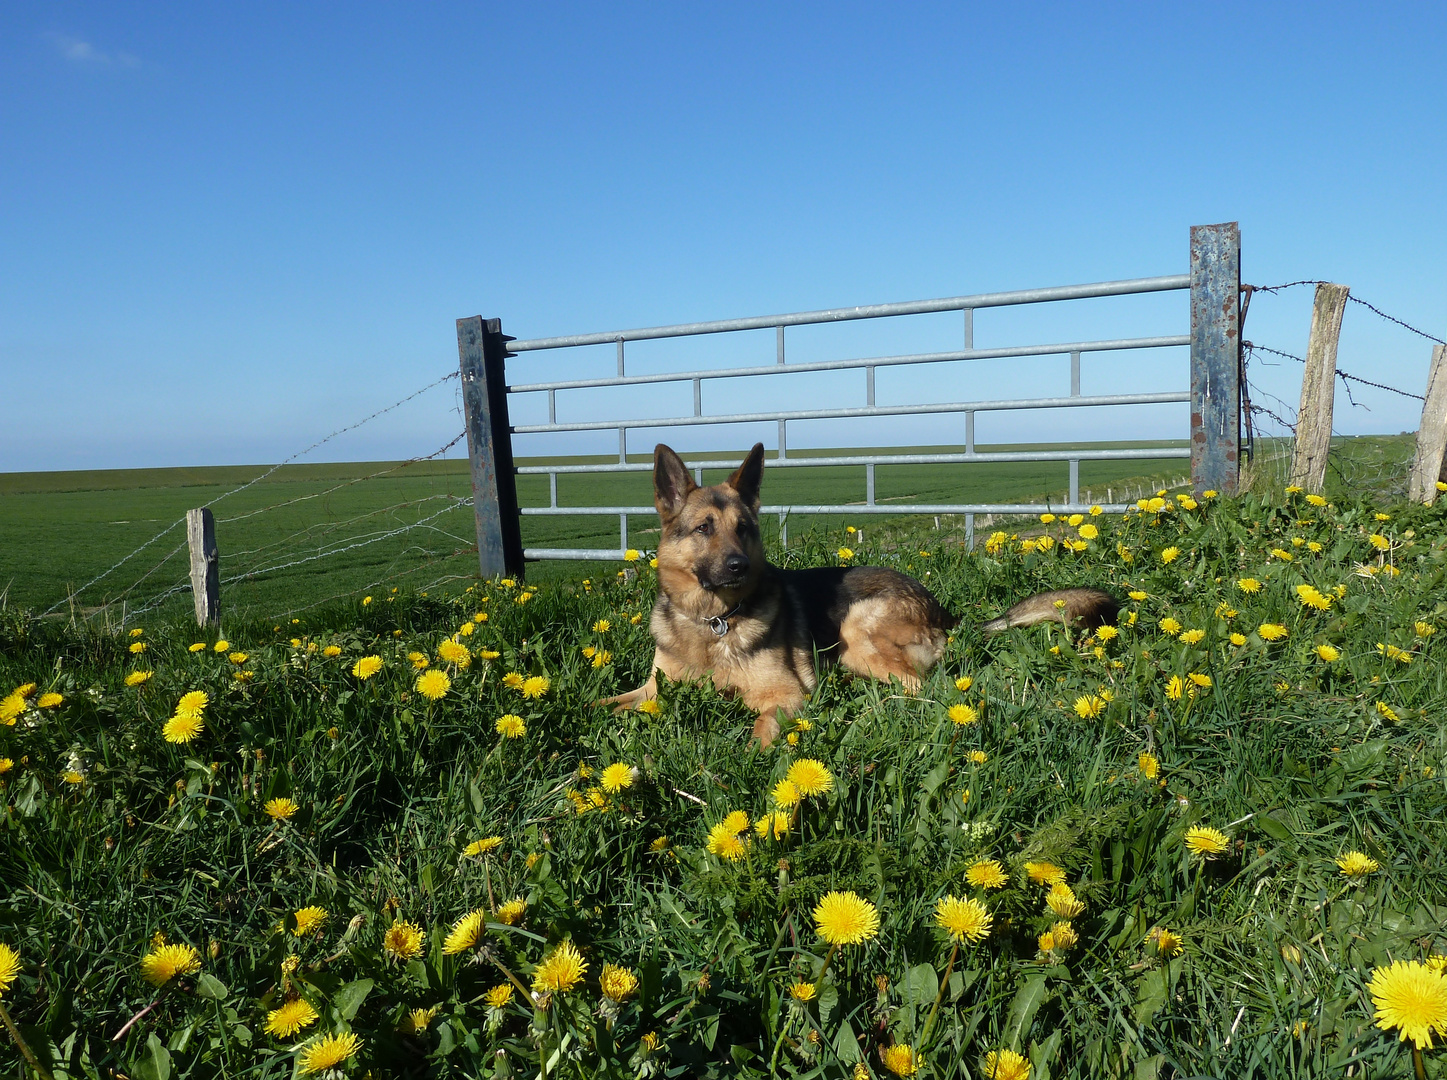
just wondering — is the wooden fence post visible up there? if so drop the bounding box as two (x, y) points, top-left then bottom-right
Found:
(1408, 343), (1447, 504)
(1288, 283), (1350, 493)
(186, 507), (220, 627)
(1189, 222), (1241, 495)
(458, 316), (526, 580)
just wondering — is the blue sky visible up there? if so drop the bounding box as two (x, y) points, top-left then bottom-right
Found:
(2, 2), (1444, 472)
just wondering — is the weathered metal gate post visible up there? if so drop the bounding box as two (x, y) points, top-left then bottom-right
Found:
(1189, 222), (1241, 495)
(457, 316), (526, 580)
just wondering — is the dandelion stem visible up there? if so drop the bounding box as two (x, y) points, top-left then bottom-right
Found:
(1413, 1046), (1426, 1080)
(111, 988), (167, 1043)
(0, 1000), (53, 1080)
(483, 858), (496, 912)
(921, 940), (959, 1046)
(488, 956), (533, 1003)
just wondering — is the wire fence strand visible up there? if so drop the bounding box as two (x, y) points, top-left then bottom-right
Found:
(1249, 281), (1445, 346)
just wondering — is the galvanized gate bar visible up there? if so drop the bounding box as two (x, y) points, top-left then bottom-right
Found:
(506, 275), (1190, 352)
(517, 447), (1190, 475)
(512, 390), (1190, 435)
(508, 334), (1189, 393)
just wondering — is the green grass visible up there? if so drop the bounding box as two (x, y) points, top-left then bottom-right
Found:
(0, 442), (1199, 624)
(1, 484), (1444, 1079)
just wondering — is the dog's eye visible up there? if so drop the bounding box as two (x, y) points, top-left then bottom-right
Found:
(694, 520), (712, 536)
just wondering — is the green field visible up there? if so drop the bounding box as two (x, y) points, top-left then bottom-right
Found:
(0, 485), (1443, 1079)
(0, 436), (1418, 626)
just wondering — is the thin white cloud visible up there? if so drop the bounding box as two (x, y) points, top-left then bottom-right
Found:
(45, 32), (140, 68)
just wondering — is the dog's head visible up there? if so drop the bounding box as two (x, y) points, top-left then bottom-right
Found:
(652, 442), (767, 605)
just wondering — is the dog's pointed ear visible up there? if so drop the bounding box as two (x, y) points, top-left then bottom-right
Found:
(653, 444), (695, 521)
(726, 443), (766, 510)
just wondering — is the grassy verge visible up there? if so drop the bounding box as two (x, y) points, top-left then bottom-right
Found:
(1, 483), (1445, 1078)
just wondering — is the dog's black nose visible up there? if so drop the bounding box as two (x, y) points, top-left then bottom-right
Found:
(725, 553), (750, 576)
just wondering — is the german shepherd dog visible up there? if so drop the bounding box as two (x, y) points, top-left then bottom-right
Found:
(601, 443), (1117, 746)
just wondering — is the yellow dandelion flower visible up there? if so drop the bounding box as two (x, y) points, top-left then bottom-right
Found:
(1025, 861), (1066, 886)
(299, 1032), (362, 1075)
(0, 759), (12, 776)
(1160, 546), (1180, 564)
(1414, 621), (1436, 638)
(495, 713), (526, 738)
(880, 1043), (920, 1077)
(1072, 695), (1105, 719)
(785, 759), (834, 797)
(484, 983), (515, 1009)
(954, 676), (974, 692)
(1138, 752), (1159, 780)
(1178, 628), (1205, 645)
(1039, 513), (1056, 524)
(1155, 928), (1182, 956)
(1376, 701), (1401, 723)
(265, 797), (299, 821)
(293, 906), (328, 936)
(1128, 590), (1148, 601)
(968, 749), (988, 764)
(1050, 921), (1078, 950)
(442, 909), (486, 954)
(755, 811), (791, 840)
(416, 669), (451, 700)
(635, 698), (660, 715)
(1259, 623), (1288, 642)
(1315, 643), (1341, 662)
(125, 671), (153, 687)
(0, 944), (20, 997)
(493, 898), (527, 925)
(966, 859), (1008, 889)
(1096, 624), (1119, 641)
(1164, 675), (1187, 700)
(36, 692), (62, 708)
(837, 547), (855, 561)
(624, 549), (640, 561)
(600, 963), (639, 1002)
(351, 655), (383, 679)
(437, 640), (471, 667)
(1158, 616), (1182, 636)
(265, 997), (319, 1038)
(788, 981), (817, 1001)
(520, 675), (549, 699)
(532, 940), (587, 993)
(592, 619), (611, 633)
(1078, 523), (1099, 540)
(408, 651), (429, 670)
(600, 763), (636, 793)
(321, 645), (342, 659)
(177, 690), (209, 714)
(982, 1048), (1031, 1080)
(1237, 577), (1261, 593)
(1368, 533), (1391, 551)
(1046, 882), (1084, 919)
(934, 895), (992, 943)
(140, 943), (201, 987)
(1037, 930), (1057, 954)
(1229, 632), (1247, 646)
(464, 836), (504, 857)
(947, 703), (979, 726)
(163, 711), (205, 744)
(1188, 672), (1211, 688)
(384, 918), (425, 961)
(771, 779), (801, 809)
(1367, 960), (1447, 1050)
(129, 642), (147, 654)
(812, 891), (880, 946)
(1184, 826), (1229, 858)
(1337, 851), (1380, 880)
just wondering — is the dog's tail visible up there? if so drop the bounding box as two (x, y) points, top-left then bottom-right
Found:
(981, 587), (1120, 637)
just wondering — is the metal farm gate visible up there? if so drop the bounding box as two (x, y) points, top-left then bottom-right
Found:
(456, 222), (1241, 578)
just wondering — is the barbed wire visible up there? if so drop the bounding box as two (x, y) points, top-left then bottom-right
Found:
(217, 430), (467, 527)
(224, 491), (464, 570)
(1242, 342), (1425, 402)
(42, 374), (459, 617)
(218, 498), (472, 586)
(1249, 281), (1445, 347)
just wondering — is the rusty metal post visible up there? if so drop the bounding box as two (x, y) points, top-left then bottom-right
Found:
(458, 317), (526, 580)
(1189, 222), (1241, 495)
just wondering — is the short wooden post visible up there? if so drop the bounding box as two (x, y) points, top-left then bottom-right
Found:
(458, 316), (526, 580)
(1189, 222), (1241, 495)
(186, 507), (220, 627)
(1288, 283), (1349, 493)
(1408, 343), (1447, 504)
